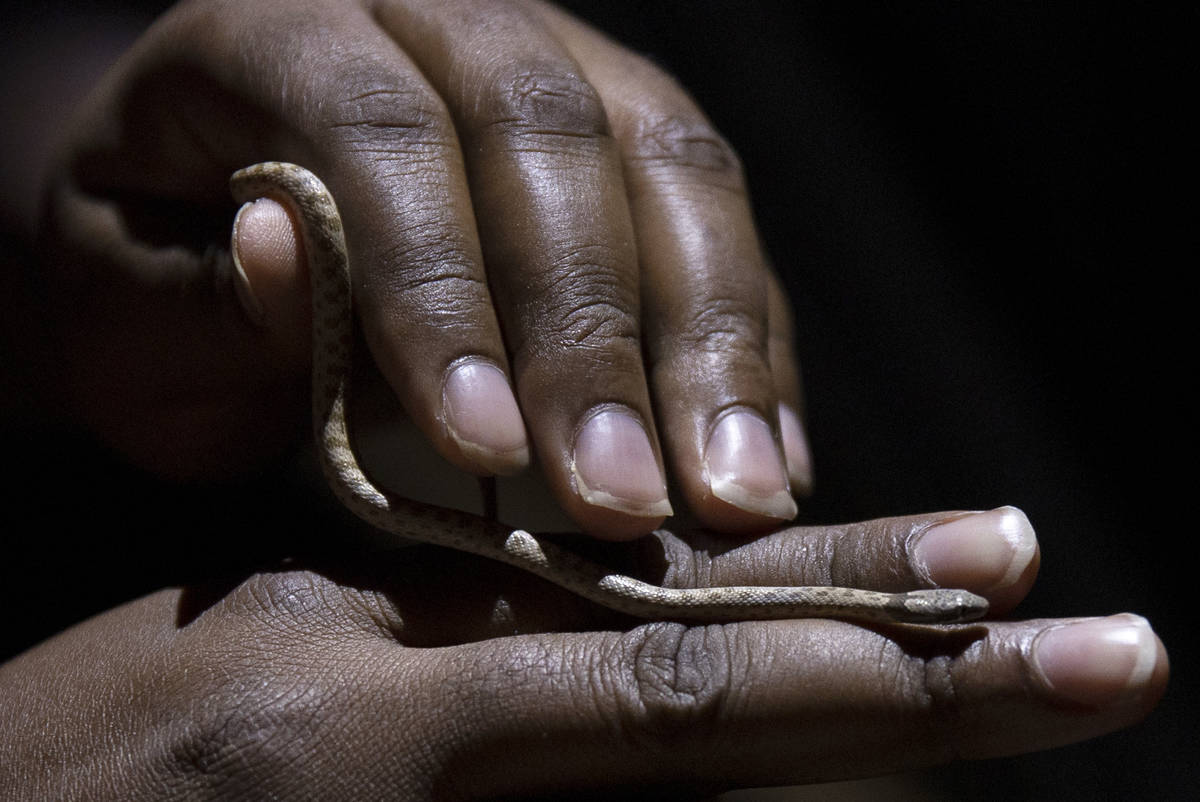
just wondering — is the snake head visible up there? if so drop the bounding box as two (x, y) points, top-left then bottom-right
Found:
(888, 589), (990, 624)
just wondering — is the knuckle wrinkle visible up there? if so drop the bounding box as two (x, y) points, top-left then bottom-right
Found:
(324, 70), (451, 155)
(603, 623), (737, 745)
(627, 115), (745, 191)
(484, 66), (610, 143)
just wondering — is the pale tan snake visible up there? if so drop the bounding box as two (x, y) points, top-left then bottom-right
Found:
(230, 162), (988, 625)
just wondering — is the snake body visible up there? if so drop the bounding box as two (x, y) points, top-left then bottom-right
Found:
(230, 162), (988, 625)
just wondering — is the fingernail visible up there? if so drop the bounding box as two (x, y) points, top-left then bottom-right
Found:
(704, 409), (797, 520)
(443, 361), (529, 475)
(1032, 614), (1160, 707)
(911, 506), (1037, 593)
(777, 403), (814, 496)
(231, 201), (266, 326)
(572, 408), (673, 518)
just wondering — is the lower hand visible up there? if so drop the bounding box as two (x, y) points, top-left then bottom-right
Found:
(0, 508), (1167, 798)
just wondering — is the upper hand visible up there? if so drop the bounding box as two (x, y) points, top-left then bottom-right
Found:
(39, 0), (810, 538)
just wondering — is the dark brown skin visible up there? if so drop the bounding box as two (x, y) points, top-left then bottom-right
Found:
(9, 2), (1169, 798)
(0, 513), (1167, 800)
(38, 0), (811, 540)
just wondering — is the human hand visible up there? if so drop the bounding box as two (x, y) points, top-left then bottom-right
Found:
(38, 0), (810, 539)
(0, 508), (1168, 799)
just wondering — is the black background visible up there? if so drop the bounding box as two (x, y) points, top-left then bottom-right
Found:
(2, 2), (1192, 798)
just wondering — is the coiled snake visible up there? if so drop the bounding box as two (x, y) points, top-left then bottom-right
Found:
(231, 162), (988, 625)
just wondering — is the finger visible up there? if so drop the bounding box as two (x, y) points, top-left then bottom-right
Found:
(364, 612), (1165, 796)
(316, 506), (1040, 649)
(378, 0), (672, 538)
(766, 268), (815, 495)
(197, 1), (531, 478)
(528, 2), (799, 534)
(657, 506), (1040, 617)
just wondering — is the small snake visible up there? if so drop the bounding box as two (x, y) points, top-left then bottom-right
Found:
(230, 162), (988, 625)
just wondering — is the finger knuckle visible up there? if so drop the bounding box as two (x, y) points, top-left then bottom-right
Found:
(540, 296), (640, 356)
(827, 519), (912, 590)
(371, 231), (491, 324)
(652, 294), (768, 373)
(599, 623), (740, 746)
(322, 65), (455, 160)
(679, 295), (767, 355)
(515, 249), (640, 356)
(652, 530), (720, 590)
(626, 114), (746, 192)
(481, 64), (611, 149)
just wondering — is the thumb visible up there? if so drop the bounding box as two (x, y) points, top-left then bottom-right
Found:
(231, 196), (312, 368)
